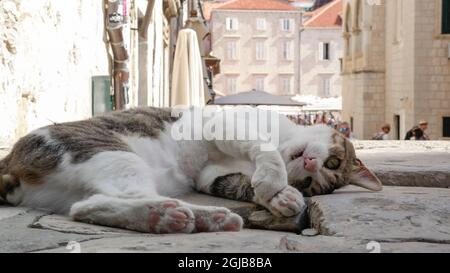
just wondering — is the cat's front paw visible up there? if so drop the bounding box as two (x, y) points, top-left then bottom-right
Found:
(267, 186), (306, 217)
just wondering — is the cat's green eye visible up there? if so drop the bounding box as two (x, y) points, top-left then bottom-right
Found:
(325, 157), (341, 170)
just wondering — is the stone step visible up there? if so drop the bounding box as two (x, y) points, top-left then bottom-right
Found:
(354, 141), (450, 188)
(308, 185), (450, 244)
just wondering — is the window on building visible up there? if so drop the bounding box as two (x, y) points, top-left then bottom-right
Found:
(281, 19), (292, 31)
(394, 115), (401, 140)
(256, 18), (266, 31)
(320, 76), (331, 97)
(281, 77), (292, 94)
(319, 42), (330, 60)
(226, 41), (238, 60)
(226, 17), (239, 31)
(255, 41), (265, 61)
(255, 76), (265, 91)
(442, 0), (450, 34)
(443, 117), (450, 137)
(282, 40), (292, 60)
(227, 77), (238, 94)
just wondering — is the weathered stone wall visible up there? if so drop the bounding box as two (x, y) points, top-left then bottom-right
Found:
(413, 0), (450, 140)
(382, 0), (450, 140)
(384, 0), (415, 139)
(343, 0), (450, 140)
(342, 0), (386, 139)
(0, 0), (109, 146)
(342, 72), (385, 139)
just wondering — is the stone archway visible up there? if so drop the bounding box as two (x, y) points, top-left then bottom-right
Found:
(343, 3), (352, 57)
(353, 0), (363, 53)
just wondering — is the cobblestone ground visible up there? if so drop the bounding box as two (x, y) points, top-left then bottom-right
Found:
(1, 142), (450, 253)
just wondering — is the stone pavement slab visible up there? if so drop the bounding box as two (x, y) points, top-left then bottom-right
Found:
(30, 214), (137, 235)
(280, 235), (450, 253)
(0, 207), (29, 221)
(2, 185), (450, 252)
(38, 230), (291, 253)
(0, 209), (119, 253)
(38, 230), (450, 253)
(308, 186), (450, 243)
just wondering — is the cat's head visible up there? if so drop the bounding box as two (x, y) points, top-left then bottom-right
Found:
(279, 124), (382, 197)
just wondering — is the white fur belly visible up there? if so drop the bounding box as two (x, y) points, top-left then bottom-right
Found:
(121, 132), (180, 170)
(120, 128), (206, 197)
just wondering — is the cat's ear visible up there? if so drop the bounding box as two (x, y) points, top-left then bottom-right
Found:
(349, 159), (383, 191)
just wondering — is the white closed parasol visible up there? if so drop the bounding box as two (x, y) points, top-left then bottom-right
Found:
(171, 28), (205, 107)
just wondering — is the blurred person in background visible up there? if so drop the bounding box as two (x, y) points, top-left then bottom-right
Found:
(337, 122), (356, 140)
(405, 121), (430, 140)
(372, 124), (391, 140)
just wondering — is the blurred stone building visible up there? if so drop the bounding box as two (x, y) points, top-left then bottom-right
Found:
(300, 0), (343, 98)
(209, 0), (302, 95)
(206, 0), (343, 100)
(342, 0), (450, 140)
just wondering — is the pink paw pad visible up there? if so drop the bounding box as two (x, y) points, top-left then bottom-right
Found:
(195, 218), (209, 232)
(169, 221), (187, 231)
(163, 201), (178, 209)
(223, 216), (243, 232)
(170, 210), (189, 221)
(167, 210), (190, 231)
(147, 201), (194, 234)
(224, 222), (241, 232)
(213, 213), (226, 223)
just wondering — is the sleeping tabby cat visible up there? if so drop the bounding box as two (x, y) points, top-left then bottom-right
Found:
(0, 107), (382, 234)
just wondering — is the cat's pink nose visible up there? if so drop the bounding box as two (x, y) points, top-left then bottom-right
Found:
(304, 157), (317, 172)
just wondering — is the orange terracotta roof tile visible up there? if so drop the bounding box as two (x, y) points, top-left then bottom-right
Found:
(216, 0), (297, 11)
(303, 0), (342, 28)
(202, 1), (229, 20)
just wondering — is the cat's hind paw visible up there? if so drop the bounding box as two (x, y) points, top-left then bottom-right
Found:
(191, 207), (243, 233)
(147, 200), (196, 234)
(267, 186), (306, 217)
